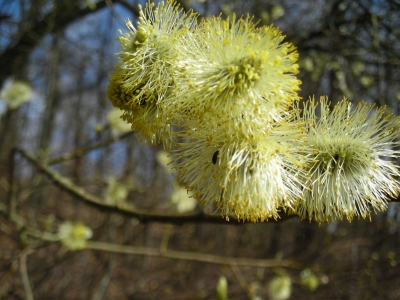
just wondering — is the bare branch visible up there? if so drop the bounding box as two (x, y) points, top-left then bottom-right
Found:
(19, 251), (34, 300)
(91, 255), (116, 300)
(22, 225), (301, 270)
(230, 265), (252, 299)
(47, 131), (134, 165)
(85, 241), (299, 269)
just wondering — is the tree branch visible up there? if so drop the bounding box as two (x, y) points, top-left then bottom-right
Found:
(90, 255), (116, 300)
(19, 251), (34, 300)
(85, 240), (298, 269)
(15, 148), (296, 225)
(47, 131), (134, 165)
(22, 225), (301, 270)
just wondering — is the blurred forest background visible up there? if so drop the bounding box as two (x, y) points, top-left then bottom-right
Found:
(1, 0), (400, 299)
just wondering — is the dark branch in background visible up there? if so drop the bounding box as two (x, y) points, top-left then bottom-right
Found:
(112, 0), (140, 15)
(0, 1), (99, 86)
(15, 148), (296, 225)
(48, 131), (134, 165)
(0, 0), (142, 88)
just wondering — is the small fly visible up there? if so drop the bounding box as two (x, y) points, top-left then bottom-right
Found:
(212, 150), (219, 165)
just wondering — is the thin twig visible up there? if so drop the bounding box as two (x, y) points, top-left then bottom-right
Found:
(230, 265), (252, 299)
(91, 214), (118, 300)
(47, 132), (134, 165)
(85, 241), (298, 269)
(19, 251), (34, 300)
(91, 255), (117, 300)
(7, 148), (17, 219)
(17, 225), (300, 270)
(160, 224), (173, 251)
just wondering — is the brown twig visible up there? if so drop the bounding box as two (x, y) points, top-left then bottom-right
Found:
(19, 251), (34, 300)
(85, 241), (297, 269)
(20, 226), (300, 270)
(160, 224), (173, 251)
(47, 132), (134, 165)
(91, 255), (117, 300)
(230, 265), (252, 299)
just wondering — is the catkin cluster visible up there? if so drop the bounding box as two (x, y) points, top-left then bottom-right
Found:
(107, 0), (400, 223)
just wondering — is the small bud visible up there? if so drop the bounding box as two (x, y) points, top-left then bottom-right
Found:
(216, 276), (228, 300)
(58, 221), (93, 251)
